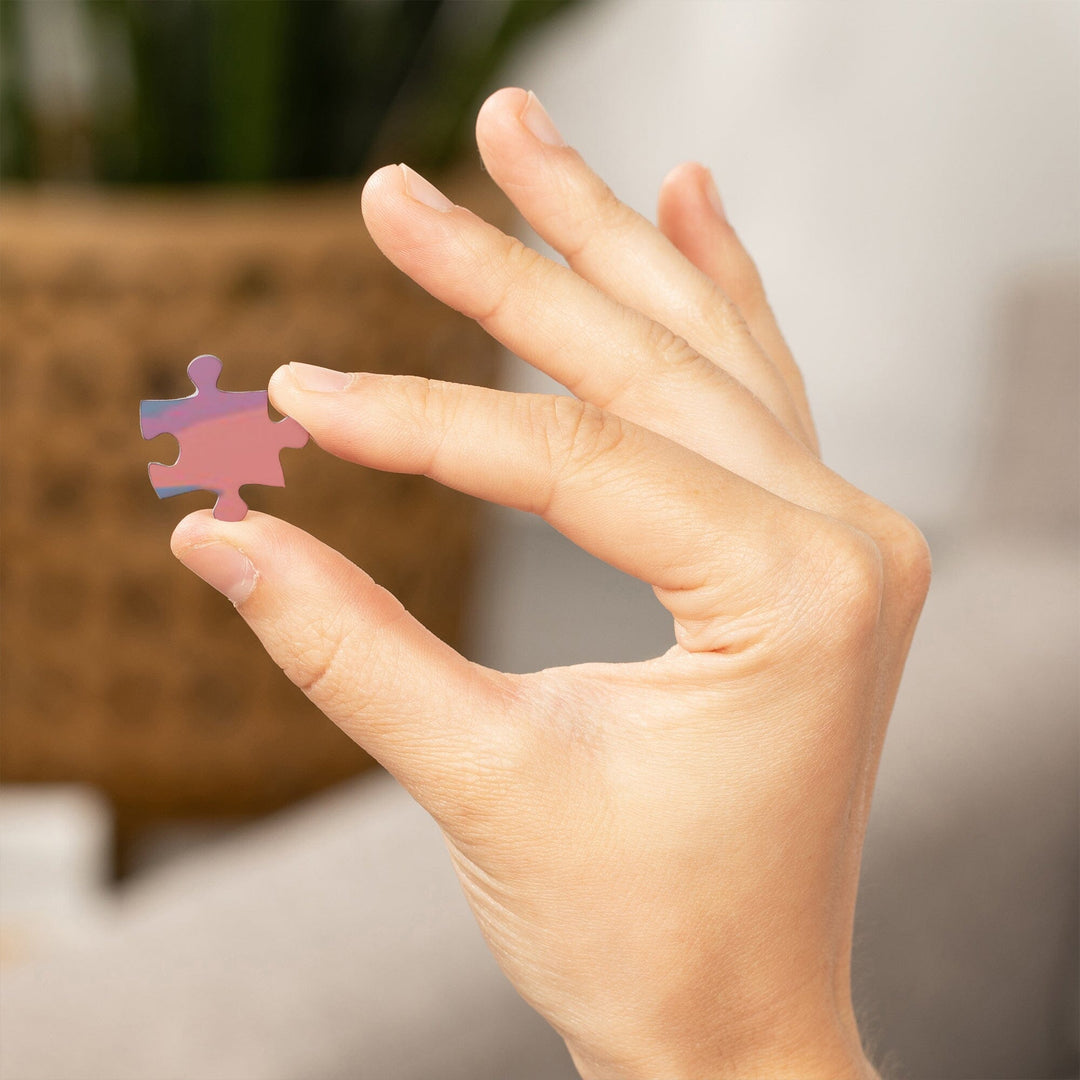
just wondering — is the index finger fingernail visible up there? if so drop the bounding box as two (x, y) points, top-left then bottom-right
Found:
(520, 91), (566, 147)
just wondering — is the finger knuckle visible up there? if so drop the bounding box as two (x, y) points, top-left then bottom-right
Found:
(292, 622), (357, 702)
(880, 510), (933, 617)
(643, 319), (706, 376)
(283, 591), (404, 718)
(392, 375), (464, 468)
(532, 396), (626, 486)
(287, 614), (366, 707)
(501, 233), (546, 279)
(391, 372), (428, 412)
(796, 525), (885, 648)
(388, 373), (437, 428)
(593, 179), (638, 238)
(699, 282), (753, 346)
(475, 234), (546, 325)
(557, 172), (638, 263)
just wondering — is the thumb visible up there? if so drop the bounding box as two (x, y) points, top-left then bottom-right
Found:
(170, 509), (519, 818)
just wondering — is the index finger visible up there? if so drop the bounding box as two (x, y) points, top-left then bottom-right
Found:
(270, 367), (848, 653)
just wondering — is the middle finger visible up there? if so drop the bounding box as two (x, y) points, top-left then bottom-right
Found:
(474, 87), (813, 448)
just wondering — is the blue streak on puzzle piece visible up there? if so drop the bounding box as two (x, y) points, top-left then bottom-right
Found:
(152, 483), (203, 500)
(139, 388), (268, 435)
(139, 356), (266, 439)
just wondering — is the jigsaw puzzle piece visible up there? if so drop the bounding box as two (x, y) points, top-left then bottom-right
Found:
(140, 354), (309, 520)
(211, 489), (250, 522)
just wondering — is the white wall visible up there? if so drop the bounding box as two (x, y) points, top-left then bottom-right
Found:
(499, 0), (1079, 531)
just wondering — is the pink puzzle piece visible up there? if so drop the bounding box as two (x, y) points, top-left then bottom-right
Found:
(140, 354), (309, 520)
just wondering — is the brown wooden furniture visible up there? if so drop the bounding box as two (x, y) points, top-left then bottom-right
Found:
(0, 179), (506, 868)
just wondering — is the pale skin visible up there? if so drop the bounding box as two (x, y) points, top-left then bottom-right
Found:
(172, 88), (930, 1078)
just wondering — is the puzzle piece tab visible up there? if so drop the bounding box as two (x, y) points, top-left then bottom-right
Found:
(140, 354), (309, 520)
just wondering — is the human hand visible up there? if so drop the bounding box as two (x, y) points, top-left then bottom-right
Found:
(172, 88), (930, 1079)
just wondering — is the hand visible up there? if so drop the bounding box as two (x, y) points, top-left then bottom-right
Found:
(172, 88), (930, 1079)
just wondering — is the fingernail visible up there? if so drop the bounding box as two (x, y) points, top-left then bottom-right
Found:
(177, 543), (257, 606)
(704, 169), (726, 220)
(520, 91), (565, 147)
(399, 163), (454, 212)
(289, 361), (353, 392)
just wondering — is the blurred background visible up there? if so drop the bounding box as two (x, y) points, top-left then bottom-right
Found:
(0, 2), (1076, 1079)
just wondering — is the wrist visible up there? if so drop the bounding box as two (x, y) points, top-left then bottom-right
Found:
(570, 1040), (878, 1080)
(565, 991), (878, 1080)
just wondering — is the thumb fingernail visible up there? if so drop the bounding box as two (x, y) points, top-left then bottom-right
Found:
(176, 542), (258, 606)
(704, 169), (726, 220)
(289, 362), (353, 392)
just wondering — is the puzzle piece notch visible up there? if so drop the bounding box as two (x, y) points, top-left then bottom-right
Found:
(140, 354), (309, 521)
